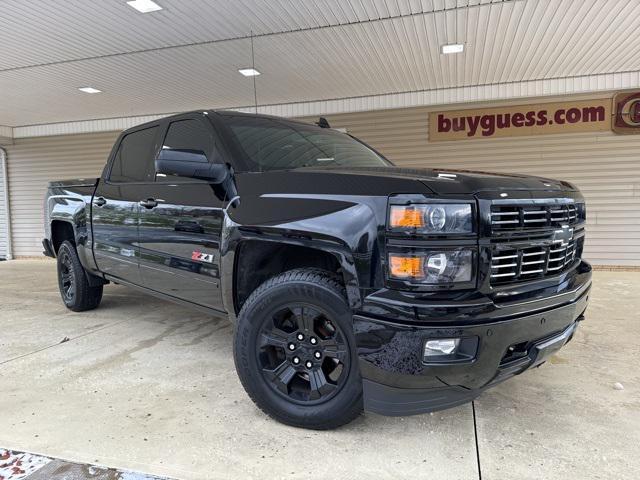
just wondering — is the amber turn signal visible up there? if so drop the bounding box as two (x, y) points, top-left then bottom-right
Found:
(389, 255), (424, 279)
(389, 206), (425, 228)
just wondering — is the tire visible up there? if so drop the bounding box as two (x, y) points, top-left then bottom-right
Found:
(234, 268), (363, 430)
(57, 240), (103, 312)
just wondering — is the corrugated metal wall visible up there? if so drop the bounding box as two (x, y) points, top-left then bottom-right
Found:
(4, 99), (640, 265)
(4, 132), (119, 257)
(305, 105), (640, 266)
(0, 152), (8, 259)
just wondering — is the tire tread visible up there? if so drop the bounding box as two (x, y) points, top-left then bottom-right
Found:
(58, 240), (103, 312)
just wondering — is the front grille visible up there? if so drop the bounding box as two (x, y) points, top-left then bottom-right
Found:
(490, 236), (583, 284)
(491, 203), (583, 231)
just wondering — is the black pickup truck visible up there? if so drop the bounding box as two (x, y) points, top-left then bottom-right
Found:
(43, 110), (591, 429)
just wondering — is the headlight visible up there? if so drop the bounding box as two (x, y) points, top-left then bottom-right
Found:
(388, 249), (473, 284)
(389, 204), (473, 234)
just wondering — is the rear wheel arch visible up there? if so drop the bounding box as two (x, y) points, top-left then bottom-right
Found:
(51, 220), (76, 254)
(51, 219), (106, 286)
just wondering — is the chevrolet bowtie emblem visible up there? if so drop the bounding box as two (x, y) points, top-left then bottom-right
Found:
(552, 225), (574, 246)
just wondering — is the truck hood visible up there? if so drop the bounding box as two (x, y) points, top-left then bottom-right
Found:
(299, 166), (574, 195)
(232, 166), (577, 232)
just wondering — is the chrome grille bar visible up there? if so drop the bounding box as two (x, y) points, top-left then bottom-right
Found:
(490, 237), (580, 284)
(491, 202), (583, 231)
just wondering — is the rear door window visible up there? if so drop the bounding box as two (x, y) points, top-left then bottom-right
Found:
(109, 126), (158, 183)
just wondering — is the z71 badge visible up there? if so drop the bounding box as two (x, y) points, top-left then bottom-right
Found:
(191, 251), (214, 263)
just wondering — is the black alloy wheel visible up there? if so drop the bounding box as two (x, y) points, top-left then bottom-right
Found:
(58, 248), (76, 304)
(258, 304), (349, 404)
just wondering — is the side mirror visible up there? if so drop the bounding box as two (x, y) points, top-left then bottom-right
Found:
(155, 148), (229, 183)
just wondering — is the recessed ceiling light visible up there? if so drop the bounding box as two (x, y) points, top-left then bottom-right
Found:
(238, 68), (261, 77)
(127, 0), (162, 13)
(78, 87), (102, 94)
(441, 43), (464, 54)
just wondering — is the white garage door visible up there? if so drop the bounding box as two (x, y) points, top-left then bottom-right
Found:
(5, 132), (119, 257)
(0, 152), (8, 260)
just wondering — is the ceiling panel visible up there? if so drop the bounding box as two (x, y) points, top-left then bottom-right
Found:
(0, 0), (488, 71)
(1, 0), (639, 126)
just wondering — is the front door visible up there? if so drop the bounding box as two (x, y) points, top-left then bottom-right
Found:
(92, 124), (160, 285)
(136, 116), (226, 311)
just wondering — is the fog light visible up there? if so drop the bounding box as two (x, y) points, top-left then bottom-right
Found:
(424, 338), (460, 358)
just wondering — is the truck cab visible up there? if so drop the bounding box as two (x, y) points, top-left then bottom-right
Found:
(43, 110), (591, 429)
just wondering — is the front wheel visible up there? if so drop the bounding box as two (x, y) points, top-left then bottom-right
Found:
(233, 269), (363, 429)
(57, 240), (103, 312)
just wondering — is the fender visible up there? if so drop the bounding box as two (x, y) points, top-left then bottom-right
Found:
(45, 184), (100, 275)
(47, 195), (87, 245)
(219, 195), (385, 322)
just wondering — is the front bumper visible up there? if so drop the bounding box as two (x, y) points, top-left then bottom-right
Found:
(355, 268), (590, 416)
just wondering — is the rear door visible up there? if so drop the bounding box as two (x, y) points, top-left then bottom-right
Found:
(136, 114), (226, 311)
(92, 125), (160, 284)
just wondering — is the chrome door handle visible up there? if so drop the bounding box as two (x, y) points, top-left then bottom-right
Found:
(94, 196), (107, 207)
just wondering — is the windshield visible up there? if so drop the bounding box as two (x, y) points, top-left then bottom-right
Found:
(222, 115), (392, 172)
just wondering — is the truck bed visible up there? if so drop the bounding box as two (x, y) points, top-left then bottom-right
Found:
(47, 178), (99, 188)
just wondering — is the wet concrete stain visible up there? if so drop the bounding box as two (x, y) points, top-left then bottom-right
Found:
(549, 354), (568, 364)
(77, 322), (191, 375)
(76, 314), (225, 376)
(178, 319), (231, 347)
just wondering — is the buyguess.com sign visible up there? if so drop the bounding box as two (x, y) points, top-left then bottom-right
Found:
(429, 98), (612, 141)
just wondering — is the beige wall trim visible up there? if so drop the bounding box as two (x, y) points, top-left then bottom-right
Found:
(592, 265), (640, 272)
(12, 70), (640, 139)
(13, 256), (53, 261)
(13, 114), (173, 140)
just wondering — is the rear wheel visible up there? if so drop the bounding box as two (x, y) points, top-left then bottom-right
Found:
(234, 268), (363, 429)
(57, 240), (103, 312)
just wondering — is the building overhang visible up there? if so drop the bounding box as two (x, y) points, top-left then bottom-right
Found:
(9, 72), (640, 139)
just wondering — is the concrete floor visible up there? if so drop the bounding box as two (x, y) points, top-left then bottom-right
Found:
(0, 260), (638, 480)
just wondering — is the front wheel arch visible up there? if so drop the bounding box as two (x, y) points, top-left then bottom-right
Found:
(225, 237), (362, 319)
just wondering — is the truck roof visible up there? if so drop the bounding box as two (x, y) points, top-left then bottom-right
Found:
(121, 109), (312, 135)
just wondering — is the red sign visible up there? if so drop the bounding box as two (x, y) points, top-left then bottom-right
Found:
(429, 99), (611, 141)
